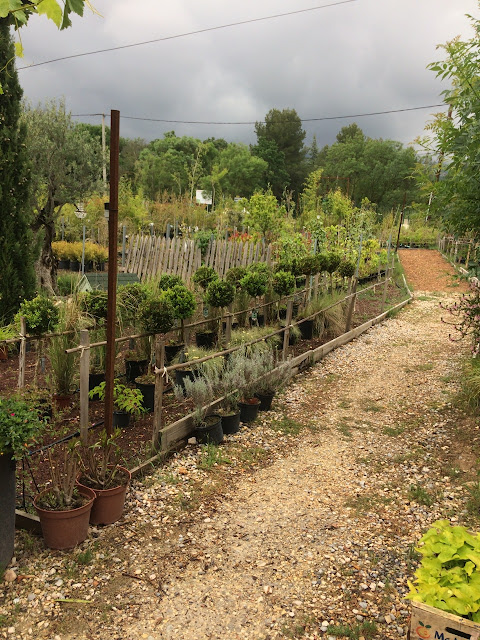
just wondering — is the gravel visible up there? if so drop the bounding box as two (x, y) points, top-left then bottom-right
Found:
(1, 292), (476, 640)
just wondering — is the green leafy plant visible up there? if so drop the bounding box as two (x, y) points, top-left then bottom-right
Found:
(77, 428), (125, 491)
(225, 266), (247, 290)
(16, 295), (59, 335)
(88, 380), (145, 418)
(37, 442), (84, 511)
(205, 279), (235, 310)
(0, 397), (45, 459)
(139, 293), (175, 335)
(272, 270), (296, 298)
(163, 284), (196, 342)
(81, 290), (109, 323)
(406, 519), (480, 621)
(158, 274), (184, 291)
(193, 266), (218, 291)
(240, 270), (268, 298)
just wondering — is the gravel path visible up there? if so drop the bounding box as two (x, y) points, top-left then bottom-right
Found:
(2, 252), (476, 640)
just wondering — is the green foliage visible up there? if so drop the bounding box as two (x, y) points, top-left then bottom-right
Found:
(56, 273), (81, 296)
(16, 295), (59, 335)
(225, 266), (247, 289)
(139, 293), (175, 335)
(193, 266), (218, 291)
(0, 397), (45, 459)
(194, 229), (215, 256)
(1, 0), (87, 31)
(240, 270), (268, 298)
(338, 259), (356, 279)
(48, 299), (81, 394)
(0, 22), (36, 322)
(326, 621), (377, 639)
(298, 255), (319, 276)
(89, 380), (145, 417)
(407, 519), (480, 621)
(272, 270), (296, 297)
(157, 274), (184, 291)
(163, 284), (196, 320)
(204, 279), (235, 309)
(324, 250), (342, 275)
(117, 282), (148, 326)
(244, 189), (284, 239)
(81, 290), (108, 323)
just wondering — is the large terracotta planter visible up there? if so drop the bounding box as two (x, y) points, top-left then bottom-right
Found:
(77, 466), (131, 526)
(34, 486), (96, 550)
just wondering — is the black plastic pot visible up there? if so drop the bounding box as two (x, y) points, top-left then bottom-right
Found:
(195, 331), (217, 348)
(125, 359), (149, 384)
(249, 314), (265, 327)
(58, 259), (69, 270)
(238, 399), (261, 423)
(220, 410), (241, 434)
(89, 372), (105, 400)
(255, 391), (275, 411)
(0, 452), (15, 568)
(195, 414), (223, 445)
(175, 368), (196, 395)
(113, 411), (130, 428)
(69, 260), (80, 271)
(299, 319), (314, 340)
(135, 380), (155, 412)
(164, 343), (184, 363)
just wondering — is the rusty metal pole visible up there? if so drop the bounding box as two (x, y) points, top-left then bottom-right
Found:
(104, 110), (120, 436)
(395, 191), (407, 253)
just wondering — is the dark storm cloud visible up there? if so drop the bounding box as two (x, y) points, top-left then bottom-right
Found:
(17, 0), (478, 148)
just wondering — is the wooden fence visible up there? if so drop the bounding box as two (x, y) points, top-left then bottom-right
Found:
(124, 235), (273, 281)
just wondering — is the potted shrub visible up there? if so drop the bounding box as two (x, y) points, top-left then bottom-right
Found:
(47, 300), (81, 409)
(407, 519), (480, 637)
(158, 273), (183, 291)
(118, 283), (150, 381)
(0, 397), (45, 567)
(52, 240), (71, 270)
(16, 295), (59, 337)
(76, 428), (131, 525)
(215, 361), (243, 435)
(228, 350), (266, 423)
(174, 374), (223, 445)
(171, 346), (224, 395)
(33, 443), (96, 550)
(163, 283), (197, 349)
(255, 354), (293, 410)
(135, 292), (175, 411)
(192, 265), (218, 292)
(240, 265), (270, 326)
(89, 379), (145, 428)
(204, 279), (235, 345)
(272, 270), (296, 320)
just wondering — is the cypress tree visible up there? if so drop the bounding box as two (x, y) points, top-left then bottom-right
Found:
(0, 20), (36, 323)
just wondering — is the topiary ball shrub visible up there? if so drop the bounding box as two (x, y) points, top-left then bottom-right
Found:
(272, 270), (296, 298)
(163, 284), (196, 320)
(139, 293), (175, 334)
(225, 266), (247, 290)
(324, 251), (342, 275)
(193, 266), (218, 291)
(16, 296), (59, 335)
(299, 255), (320, 276)
(205, 280), (235, 309)
(240, 271), (268, 298)
(158, 274), (184, 291)
(338, 259), (356, 279)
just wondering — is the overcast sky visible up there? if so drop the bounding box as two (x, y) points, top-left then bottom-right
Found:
(15, 0), (479, 149)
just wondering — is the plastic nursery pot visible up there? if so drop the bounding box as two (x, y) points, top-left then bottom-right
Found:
(113, 410), (130, 429)
(135, 380), (155, 412)
(220, 410), (241, 435)
(195, 331), (217, 348)
(255, 391), (275, 411)
(57, 259), (69, 270)
(69, 260), (80, 272)
(34, 486), (96, 550)
(125, 359), (149, 384)
(89, 372), (105, 400)
(164, 343), (184, 363)
(0, 453), (15, 567)
(195, 414), (224, 445)
(52, 393), (72, 411)
(76, 466), (131, 526)
(238, 398), (261, 423)
(299, 319), (314, 340)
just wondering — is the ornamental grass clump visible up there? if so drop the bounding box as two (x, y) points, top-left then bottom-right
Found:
(407, 519), (480, 621)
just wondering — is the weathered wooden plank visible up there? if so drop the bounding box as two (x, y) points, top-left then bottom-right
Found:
(15, 509), (41, 534)
(79, 330), (90, 443)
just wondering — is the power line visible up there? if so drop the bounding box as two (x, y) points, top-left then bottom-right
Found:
(72, 103), (447, 126)
(18, 0), (356, 70)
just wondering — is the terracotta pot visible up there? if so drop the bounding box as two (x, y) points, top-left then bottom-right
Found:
(34, 486), (96, 550)
(52, 393), (72, 411)
(77, 466), (131, 526)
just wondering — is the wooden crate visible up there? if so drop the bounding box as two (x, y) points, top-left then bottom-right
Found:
(410, 601), (480, 640)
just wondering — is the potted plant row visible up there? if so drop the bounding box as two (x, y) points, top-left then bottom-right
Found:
(89, 379), (145, 428)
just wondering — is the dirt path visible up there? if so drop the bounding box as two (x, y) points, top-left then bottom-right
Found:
(398, 248), (469, 293)
(4, 251), (477, 640)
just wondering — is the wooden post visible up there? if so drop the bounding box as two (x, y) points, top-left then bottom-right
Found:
(466, 241), (472, 270)
(79, 329), (90, 443)
(152, 336), (165, 450)
(381, 237), (392, 313)
(18, 317), (26, 389)
(313, 273), (319, 299)
(345, 280), (357, 333)
(282, 299), (294, 360)
(225, 304), (233, 344)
